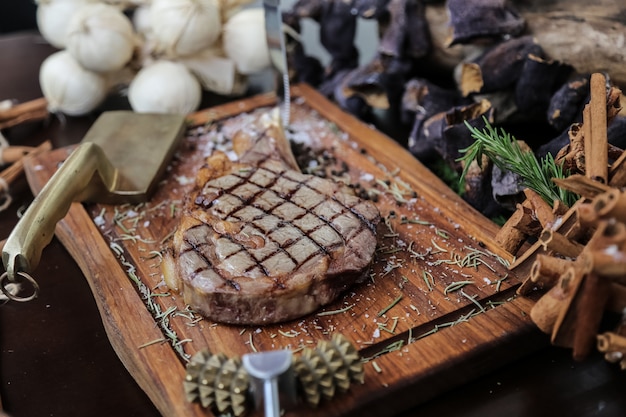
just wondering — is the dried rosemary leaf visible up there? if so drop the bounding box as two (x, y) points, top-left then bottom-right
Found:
(443, 280), (475, 295)
(377, 295), (403, 317)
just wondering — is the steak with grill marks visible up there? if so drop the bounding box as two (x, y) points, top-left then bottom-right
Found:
(162, 112), (380, 325)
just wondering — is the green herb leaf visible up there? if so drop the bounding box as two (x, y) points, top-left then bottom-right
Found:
(458, 118), (577, 207)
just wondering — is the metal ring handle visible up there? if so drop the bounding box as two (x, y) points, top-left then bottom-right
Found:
(0, 271), (39, 302)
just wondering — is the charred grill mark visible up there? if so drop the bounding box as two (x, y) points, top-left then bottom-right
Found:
(240, 128), (276, 165)
(190, 159), (376, 281)
(182, 227), (242, 292)
(293, 174), (375, 241)
(180, 223), (212, 256)
(257, 260), (270, 276)
(343, 200), (378, 234)
(226, 279), (241, 291)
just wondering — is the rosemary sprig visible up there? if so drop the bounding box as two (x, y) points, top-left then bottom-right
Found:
(458, 118), (577, 207)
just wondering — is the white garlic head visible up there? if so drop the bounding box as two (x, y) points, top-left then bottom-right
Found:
(39, 50), (108, 116)
(128, 60), (202, 114)
(36, 0), (100, 48)
(65, 3), (135, 73)
(149, 0), (222, 57)
(222, 8), (271, 75)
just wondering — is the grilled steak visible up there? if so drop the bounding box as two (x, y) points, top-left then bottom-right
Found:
(163, 112), (380, 324)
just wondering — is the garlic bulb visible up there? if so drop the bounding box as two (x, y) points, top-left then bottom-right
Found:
(149, 0), (222, 57)
(222, 8), (271, 75)
(39, 50), (108, 116)
(128, 60), (201, 114)
(36, 0), (100, 48)
(65, 3), (136, 73)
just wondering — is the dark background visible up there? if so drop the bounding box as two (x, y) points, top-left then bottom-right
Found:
(0, 1), (37, 34)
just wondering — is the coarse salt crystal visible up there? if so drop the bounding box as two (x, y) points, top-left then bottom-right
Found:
(175, 175), (194, 186)
(360, 173), (374, 182)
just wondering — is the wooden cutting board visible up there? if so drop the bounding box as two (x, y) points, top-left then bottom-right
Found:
(23, 84), (542, 417)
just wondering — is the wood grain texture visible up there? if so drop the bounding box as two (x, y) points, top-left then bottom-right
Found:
(22, 85), (542, 417)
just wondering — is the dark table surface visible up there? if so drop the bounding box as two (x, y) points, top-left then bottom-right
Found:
(1, 31), (625, 417)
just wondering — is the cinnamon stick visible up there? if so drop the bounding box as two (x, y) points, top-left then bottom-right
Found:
(555, 123), (585, 174)
(581, 223), (626, 284)
(607, 283), (626, 313)
(0, 141), (52, 185)
(597, 332), (626, 357)
(551, 266), (588, 348)
(0, 97), (48, 130)
(0, 146), (36, 165)
(512, 200), (583, 284)
(524, 188), (557, 228)
(539, 229), (584, 258)
(575, 201), (599, 226)
(609, 149), (626, 187)
(571, 271), (610, 360)
(592, 189), (626, 223)
(552, 174), (611, 200)
(530, 282), (568, 334)
(583, 105), (593, 174)
(530, 254), (573, 289)
(495, 200), (537, 254)
(584, 73), (609, 183)
(550, 267), (586, 348)
(0, 97), (46, 121)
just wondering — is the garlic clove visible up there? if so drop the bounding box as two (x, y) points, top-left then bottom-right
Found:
(132, 5), (152, 38)
(149, 0), (222, 58)
(222, 8), (271, 75)
(217, 0), (258, 22)
(66, 3), (136, 73)
(39, 50), (108, 116)
(35, 0), (100, 49)
(178, 46), (248, 96)
(128, 60), (202, 114)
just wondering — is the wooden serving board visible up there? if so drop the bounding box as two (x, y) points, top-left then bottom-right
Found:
(23, 84), (542, 417)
